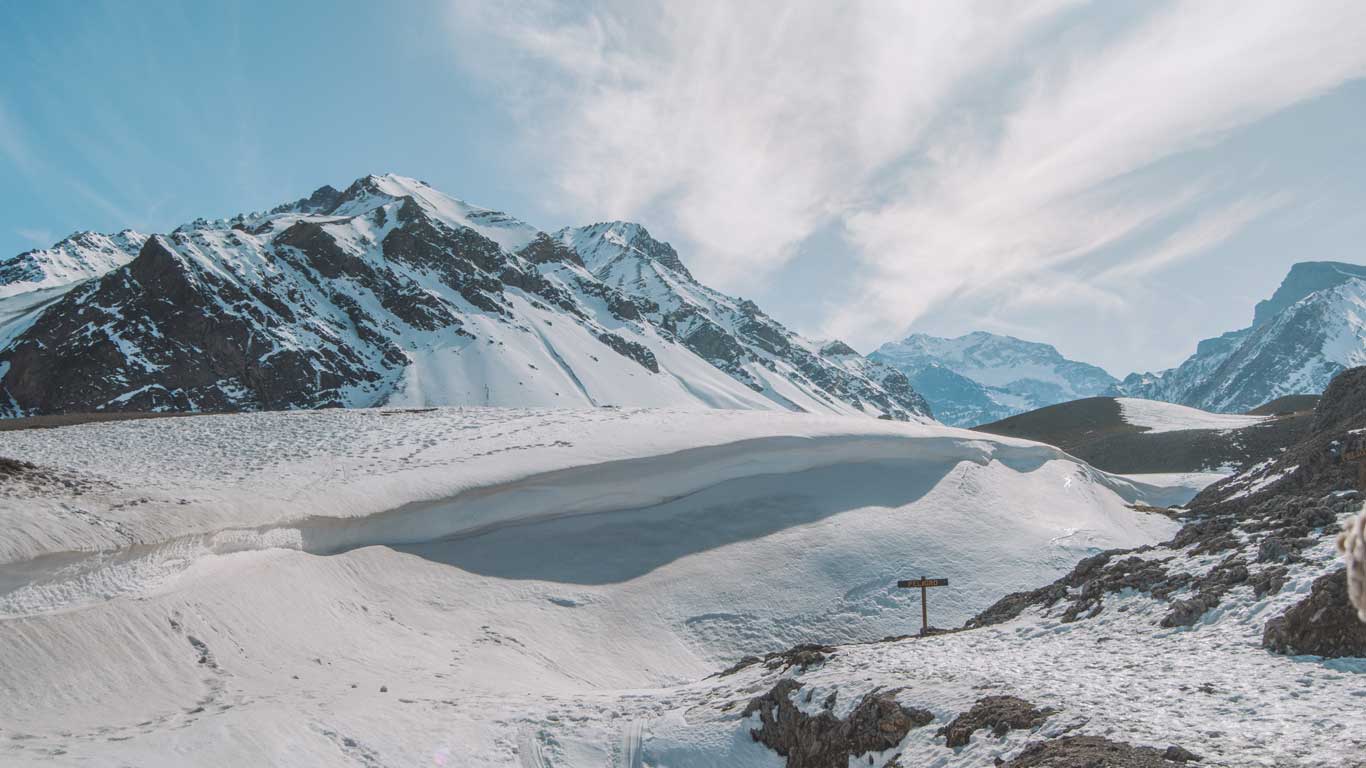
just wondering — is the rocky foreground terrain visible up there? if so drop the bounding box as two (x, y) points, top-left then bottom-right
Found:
(709, 368), (1366, 767)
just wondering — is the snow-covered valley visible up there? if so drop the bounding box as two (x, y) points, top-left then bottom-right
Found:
(0, 407), (1200, 766)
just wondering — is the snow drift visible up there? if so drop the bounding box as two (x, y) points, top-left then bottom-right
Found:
(0, 408), (1186, 766)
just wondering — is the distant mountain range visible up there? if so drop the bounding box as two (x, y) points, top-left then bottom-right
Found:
(1111, 261), (1366, 413)
(0, 174), (929, 420)
(872, 260), (1366, 426)
(869, 332), (1117, 426)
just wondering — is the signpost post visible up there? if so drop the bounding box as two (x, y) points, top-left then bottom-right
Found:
(897, 576), (948, 635)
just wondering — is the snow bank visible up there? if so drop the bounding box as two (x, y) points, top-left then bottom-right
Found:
(0, 407), (1189, 766)
(1116, 397), (1270, 433)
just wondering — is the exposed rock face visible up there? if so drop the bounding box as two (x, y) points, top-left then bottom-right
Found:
(1313, 365), (1366, 433)
(939, 695), (1054, 748)
(1113, 262), (1366, 413)
(1262, 569), (1366, 658)
(1006, 736), (1201, 766)
(557, 221), (931, 420)
(744, 679), (932, 768)
(0, 175), (930, 420)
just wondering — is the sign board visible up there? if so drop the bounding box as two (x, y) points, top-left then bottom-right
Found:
(897, 578), (948, 588)
(897, 576), (949, 634)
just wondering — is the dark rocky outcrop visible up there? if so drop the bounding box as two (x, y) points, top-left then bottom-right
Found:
(518, 232), (585, 267)
(1262, 569), (1366, 658)
(595, 332), (659, 373)
(744, 679), (932, 768)
(939, 695), (1054, 747)
(715, 643), (836, 678)
(1006, 736), (1201, 766)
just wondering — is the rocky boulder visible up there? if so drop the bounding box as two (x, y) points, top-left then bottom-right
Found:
(744, 679), (933, 768)
(939, 695), (1054, 748)
(1262, 569), (1366, 658)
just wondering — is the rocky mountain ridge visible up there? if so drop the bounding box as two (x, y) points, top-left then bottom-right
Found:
(0, 174), (929, 420)
(1113, 261), (1366, 412)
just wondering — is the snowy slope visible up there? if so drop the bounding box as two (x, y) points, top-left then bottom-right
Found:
(0, 175), (928, 420)
(871, 331), (1116, 426)
(0, 230), (146, 299)
(556, 222), (931, 420)
(1115, 262), (1366, 412)
(0, 408), (1181, 766)
(1117, 397), (1270, 433)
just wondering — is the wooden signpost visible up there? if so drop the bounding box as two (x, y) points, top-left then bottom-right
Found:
(897, 576), (949, 635)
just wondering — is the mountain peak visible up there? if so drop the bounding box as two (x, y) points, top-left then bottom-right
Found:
(871, 330), (1116, 426)
(0, 229), (148, 299)
(0, 174), (929, 422)
(1115, 261), (1366, 412)
(1253, 260), (1366, 326)
(557, 221), (692, 280)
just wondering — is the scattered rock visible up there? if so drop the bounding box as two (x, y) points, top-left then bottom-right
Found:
(1262, 569), (1366, 657)
(1005, 735), (1201, 766)
(939, 695), (1055, 748)
(1248, 566), (1289, 598)
(1163, 745), (1203, 763)
(715, 643), (836, 677)
(1256, 537), (1290, 563)
(745, 679), (933, 768)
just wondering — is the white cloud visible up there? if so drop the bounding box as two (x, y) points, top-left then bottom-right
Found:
(450, 0), (1078, 281)
(451, 0), (1366, 350)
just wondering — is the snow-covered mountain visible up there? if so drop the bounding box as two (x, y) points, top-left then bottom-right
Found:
(0, 174), (928, 420)
(0, 230), (146, 299)
(870, 331), (1117, 426)
(1113, 261), (1366, 413)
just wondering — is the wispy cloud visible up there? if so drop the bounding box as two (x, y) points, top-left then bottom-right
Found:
(15, 228), (53, 246)
(0, 99), (39, 177)
(450, 0), (1366, 350)
(1097, 192), (1291, 282)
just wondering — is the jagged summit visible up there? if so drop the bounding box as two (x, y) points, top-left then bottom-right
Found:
(1114, 260), (1366, 412)
(1252, 260), (1366, 326)
(555, 220), (693, 279)
(0, 229), (147, 299)
(0, 176), (929, 421)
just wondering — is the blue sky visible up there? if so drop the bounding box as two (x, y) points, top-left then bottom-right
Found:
(3, 1), (1365, 375)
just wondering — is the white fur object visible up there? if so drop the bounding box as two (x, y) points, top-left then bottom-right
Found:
(1339, 510), (1366, 622)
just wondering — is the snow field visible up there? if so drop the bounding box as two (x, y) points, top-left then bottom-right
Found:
(1116, 397), (1271, 433)
(0, 408), (1188, 766)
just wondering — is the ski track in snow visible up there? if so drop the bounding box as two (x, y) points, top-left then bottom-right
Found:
(0, 407), (1352, 767)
